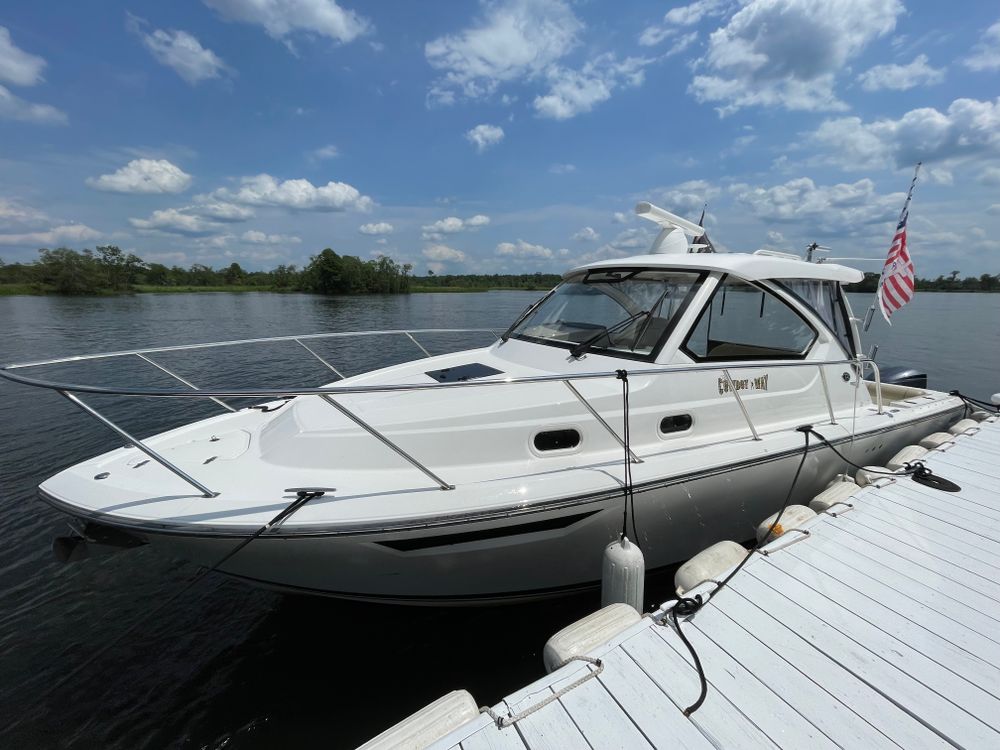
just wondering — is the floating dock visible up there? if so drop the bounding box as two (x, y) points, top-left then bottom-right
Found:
(363, 413), (1000, 749)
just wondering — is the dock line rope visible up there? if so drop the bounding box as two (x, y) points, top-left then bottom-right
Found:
(949, 389), (999, 414)
(32, 490), (326, 706)
(666, 426), (814, 715)
(806, 427), (960, 492)
(616, 369), (638, 543)
(479, 656), (604, 729)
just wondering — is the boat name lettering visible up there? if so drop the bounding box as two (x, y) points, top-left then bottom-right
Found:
(718, 374), (769, 395)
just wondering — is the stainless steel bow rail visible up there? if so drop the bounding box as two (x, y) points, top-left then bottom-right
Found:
(0, 328), (884, 498)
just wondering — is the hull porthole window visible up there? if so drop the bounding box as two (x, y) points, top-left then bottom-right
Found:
(659, 414), (693, 434)
(534, 429), (581, 452)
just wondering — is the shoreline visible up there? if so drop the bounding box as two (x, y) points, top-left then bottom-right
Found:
(0, 284), (554, 297)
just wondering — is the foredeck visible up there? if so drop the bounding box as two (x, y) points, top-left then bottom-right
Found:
(430, 415), (1000, 749)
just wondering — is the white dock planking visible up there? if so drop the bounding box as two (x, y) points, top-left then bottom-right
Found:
(428, 416), (1000, 750)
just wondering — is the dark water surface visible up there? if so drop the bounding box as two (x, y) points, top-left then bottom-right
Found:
(0, 290), (997, 748)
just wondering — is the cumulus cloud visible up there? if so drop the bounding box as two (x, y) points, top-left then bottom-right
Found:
(612, 211), (629, 224)
(655, 179), (721, 215)
(572, 226), (599, 241)
(549, 163), (576, 174)
(130, 208), (220, 235)
(192, 201), (255, 221)
(857, 54), (944, 91)
(87, 159), (193, 194)
(421, 214), (490, 240)
(465, 123), (504, 151)
(577, 228), (655, 264)
(534, 54), (651, 120)
(0, 84), (66, 124)
(211, 174), (373, 211)
(810, 97), (1000, 171)
(0, 26), (46, 86)
(241, 229), (301, 244)
(203, 0), (371, 45)
(0, 223), (102, 246)
(422, 243), (466, 262)
(128, 14), (230, 84)
(689, 0), (903, 115)
(425, 0), (581, 105)
(359, 221), (393, 235)
(731, 177), (903, 233)
(963, 20), (1000, 72)
(496, 239), (564, 258)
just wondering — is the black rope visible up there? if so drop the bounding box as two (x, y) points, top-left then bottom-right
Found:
(806, 427), (959, 491)
(949, 389), (999, 413)
(33, 490), (326, 705)
(616, 369), (637, 542)
(669, 426), (813, 715)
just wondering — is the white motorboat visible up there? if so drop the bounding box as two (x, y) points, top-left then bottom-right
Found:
(2, 203), (965, 604)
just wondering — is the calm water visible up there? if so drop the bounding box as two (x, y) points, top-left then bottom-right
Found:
(0, 290), (997, 748)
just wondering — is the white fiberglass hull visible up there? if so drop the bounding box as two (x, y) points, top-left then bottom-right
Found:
(43, 404), (959, 604)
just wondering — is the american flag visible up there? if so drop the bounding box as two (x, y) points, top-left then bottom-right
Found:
(877, 163), (921, 325)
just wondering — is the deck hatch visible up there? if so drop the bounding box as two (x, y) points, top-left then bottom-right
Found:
(425, 363), (503, 382)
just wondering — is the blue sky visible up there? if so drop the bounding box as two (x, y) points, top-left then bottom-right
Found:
(1, 0), (998, 277)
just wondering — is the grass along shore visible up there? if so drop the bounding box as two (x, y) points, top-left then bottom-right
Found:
(0, 283), (553, 297)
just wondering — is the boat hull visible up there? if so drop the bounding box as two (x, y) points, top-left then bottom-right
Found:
(100, 407), (959, 605)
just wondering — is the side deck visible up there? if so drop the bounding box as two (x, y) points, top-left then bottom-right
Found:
(429, 415), (1000, 749)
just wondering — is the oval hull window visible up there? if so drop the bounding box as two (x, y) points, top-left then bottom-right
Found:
(534, 429), (581, 452)
(659, 414), (693, 434)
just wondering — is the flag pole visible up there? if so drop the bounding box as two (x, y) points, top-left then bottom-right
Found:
(863, 162), (921, 332)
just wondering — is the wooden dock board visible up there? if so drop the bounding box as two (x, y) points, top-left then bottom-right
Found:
(430, 416), (1000, 750)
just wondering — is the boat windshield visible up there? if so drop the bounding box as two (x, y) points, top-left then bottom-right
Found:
(510, 269), (703, 359)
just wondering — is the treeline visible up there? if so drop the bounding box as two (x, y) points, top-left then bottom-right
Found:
(410, 271), (561, 290)
(846, 271), (1000, 293)
(0, 246), (413, 295)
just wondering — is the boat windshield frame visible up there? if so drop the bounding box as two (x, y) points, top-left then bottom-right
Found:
(509, 267), (708, 362)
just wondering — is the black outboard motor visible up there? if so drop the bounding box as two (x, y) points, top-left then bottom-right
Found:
(879, 365), (928, 389)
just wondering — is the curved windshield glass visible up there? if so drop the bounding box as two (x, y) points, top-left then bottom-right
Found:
(510, 269), (703, 359)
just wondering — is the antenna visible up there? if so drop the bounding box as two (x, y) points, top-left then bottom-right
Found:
(804, 242), (831, 262)
(635, 201), (714, 254)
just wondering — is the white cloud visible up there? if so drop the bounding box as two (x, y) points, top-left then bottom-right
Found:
(655, 179), (721, 215)
(421, 214), (490, 240)
(496, 239), (559, 258)
(573, 226), (599, 241)
(425, 0), (581, 105)
(549, 163), (576, 174)
(0, 223), (102, 246)
(577, 228), (655, 264)
(465, 123), (504, 151)
(0, 26), (46, 86)
(0, 197), (49, 227)
(422, 243), (466, 262)
(0, 84), (66, 124)
(202, 0), (371, 45)
(211, 174), (373, 211)
(612, 211), (629, 224)
(241, 229), (301, 244)
(963, 20), (1000, 72)
(191, 201), (255, 221)
(533, 54), (651, 120)
(666, 32), (699, 57)
(857, 54), (944, 91)
(731, 177), (902, 233)
(310, 144), (339, 160)
(988, 204), (1000, 215)
(359, 221), (393, 235)
(980, 166), (1000, 186)
(128, 15), (230, 85)
(639, 0), (727, 47)
(689, 0), (903, 115)
(130, 208), (220, 235)
(87, 159), (193, 194)
(810, 97), (1000, 171)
